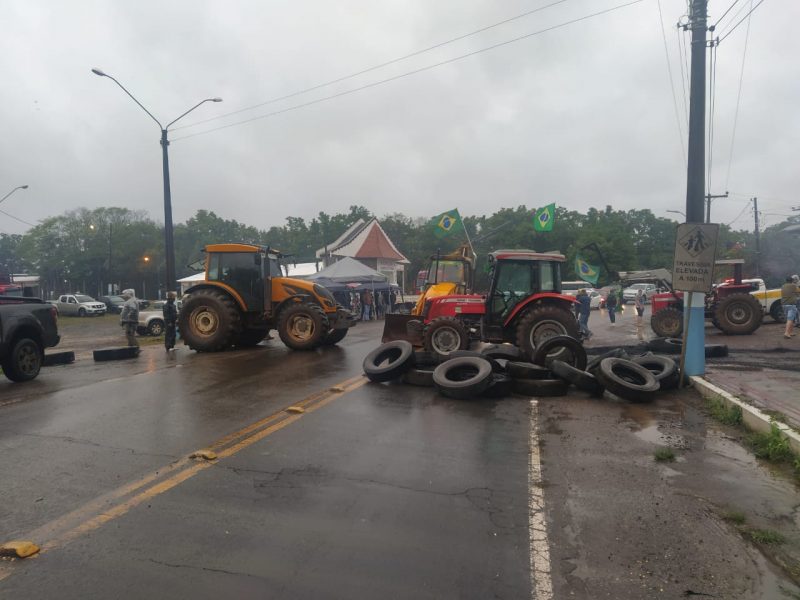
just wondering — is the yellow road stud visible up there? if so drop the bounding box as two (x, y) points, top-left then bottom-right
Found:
(189, 449), (217, 461)
(286, 406), (306, 414)
(0, 541), (40, 558)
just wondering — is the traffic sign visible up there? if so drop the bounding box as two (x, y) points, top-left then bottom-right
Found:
(672, 223), (720, 292)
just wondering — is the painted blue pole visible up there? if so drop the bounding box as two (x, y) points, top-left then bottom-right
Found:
(683, 292), (706, 375)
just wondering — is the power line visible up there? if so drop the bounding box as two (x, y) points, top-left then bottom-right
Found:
(714, 0), (742, 27)
(718, 0), (766, 44)
(724, 0), (752, 191)
(726, 198), (752, 226)
(0, 209), (36, 227)
(656, 0), (686, 163)
(173, 0), (576, 132)
(173, 0), (646, 142)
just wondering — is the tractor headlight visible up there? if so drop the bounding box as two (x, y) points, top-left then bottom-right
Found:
(313, 284), (336, 309)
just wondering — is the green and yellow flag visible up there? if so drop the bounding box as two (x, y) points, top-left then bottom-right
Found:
(575, 254), (600, 285)
(533, 203), (555, 232)
(430, 209), (464, 239)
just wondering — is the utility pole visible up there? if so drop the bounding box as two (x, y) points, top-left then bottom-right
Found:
(681, 0), (709, 378)
(753, 197), (760, 276)
(705, 191), (728, 223)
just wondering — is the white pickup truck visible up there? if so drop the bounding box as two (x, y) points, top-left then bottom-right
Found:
(740, 279), (785, 322)
(53, 294), (107, 317)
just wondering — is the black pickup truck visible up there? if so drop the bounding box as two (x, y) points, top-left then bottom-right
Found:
(0, 297), (60, 382)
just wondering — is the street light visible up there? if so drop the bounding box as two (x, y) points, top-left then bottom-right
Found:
(0, 185), (29, 206)
(91, 68), (221, 294)
(667, 210), (686, 220)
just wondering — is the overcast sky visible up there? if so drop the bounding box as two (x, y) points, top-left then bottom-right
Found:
(1, 0), (797, 238)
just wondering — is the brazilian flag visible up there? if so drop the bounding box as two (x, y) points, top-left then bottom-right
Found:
(575, 254), (600, 285)
(430, 209), (464, 239)
(533, 203), (555, 232)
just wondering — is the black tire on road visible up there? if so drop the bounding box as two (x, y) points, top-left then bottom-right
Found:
(433, 356), (494, 399)
(147, 319), (165, 336)
(93, 346), (140, 362)
(321, 328), (348, 346)
(236, 327), (269, 347)
(78, 307), (86, 317)
(714, 293), (762, 335)
(2, 337), (43, 382)
(402, 367), (436, 387)
(650, 307), (683, 338)
(413, 351), (440, 368)
(506, 361), (553, 380)
(770, 301), (786, 324)
(630, 354), (680, 390)
(481, 373), (514, 398)
(443, 350), (501, 372)
(646, 337), (683, 354)
(532, 335), (587, 370)
(586, 348), (630, 373)
(595, 358), (660, 402)
(551, 360), (603, 395)
(512, 378), (569, 397)
(179, 289), (242, 352)
(480, 344), (523, 361)
(278, 303), (330, 351)
(363, 341), (415, 382)
(423, 317), (469, 359)
(43, 351), (75, 367)
(516, 304), (580, 362)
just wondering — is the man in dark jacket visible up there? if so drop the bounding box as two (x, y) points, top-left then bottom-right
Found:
(163, 292), (178, 351)
(575, 288), (592, 340)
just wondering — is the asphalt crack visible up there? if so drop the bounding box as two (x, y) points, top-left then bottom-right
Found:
(147, 558), (267, 580)
(6, 431), (177, 459)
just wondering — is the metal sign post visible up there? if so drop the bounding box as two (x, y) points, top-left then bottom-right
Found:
(672, 223), (720, 378)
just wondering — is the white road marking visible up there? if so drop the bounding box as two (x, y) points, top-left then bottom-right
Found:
(529, 399), (554, 600)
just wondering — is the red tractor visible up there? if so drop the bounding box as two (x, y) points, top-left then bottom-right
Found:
(649, 259), (762, 337)
(383, 249), (580, 359)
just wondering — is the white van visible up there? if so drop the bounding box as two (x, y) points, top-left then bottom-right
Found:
(561, 281), (589, 296)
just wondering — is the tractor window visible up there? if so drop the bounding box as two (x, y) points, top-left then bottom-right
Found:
(492, 261), (532, 318)
(539, 262), (557, 293)
(208, 252), (263, 311)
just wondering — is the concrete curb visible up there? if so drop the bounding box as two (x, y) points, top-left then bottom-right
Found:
(690, 375), (800, 455)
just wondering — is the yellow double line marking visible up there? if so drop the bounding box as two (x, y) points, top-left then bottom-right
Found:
(0, 374), (367, 580)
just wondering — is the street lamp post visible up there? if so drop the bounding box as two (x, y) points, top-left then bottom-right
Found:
(91, 68), (221, 294)
(666, 210), (686, 220)
(0, 185), (29, 207)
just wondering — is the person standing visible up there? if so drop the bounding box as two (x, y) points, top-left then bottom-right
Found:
(605, 288), (618, 324)
(576, 288), (592, 340)
(362, 290), (374, 321)
(163, 291), (178, 351)
(120, 289), (140, 348)
(781, 276), (798, 339)
(634, 288), (646, 339)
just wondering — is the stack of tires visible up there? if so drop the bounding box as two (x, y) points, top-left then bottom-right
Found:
(363, 335), (684, 403)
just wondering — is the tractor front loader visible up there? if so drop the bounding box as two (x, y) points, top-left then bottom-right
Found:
(179, 244), (357, 352)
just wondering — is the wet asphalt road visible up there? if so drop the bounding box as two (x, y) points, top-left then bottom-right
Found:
(1, 320), (798, 598)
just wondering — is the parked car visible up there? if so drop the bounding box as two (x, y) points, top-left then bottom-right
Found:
(589, 290), (603, 309)
(99, 295), (126, 314)
(53, 294), (107, 316)
(0, 297), (60, 382)
(622, 283), (657, 304)
(136, 300), (182, 336)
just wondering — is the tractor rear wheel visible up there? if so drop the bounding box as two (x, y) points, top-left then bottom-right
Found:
(714, 293), (762, 335)
(179, 289), (241, 352)
(423, 317), (469, 359)
(278, 303), (330, 350)
(516, 304), (580, 362)
(650, 307), (683, 338)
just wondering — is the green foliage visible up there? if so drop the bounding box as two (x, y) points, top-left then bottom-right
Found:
(722, 511), (746, 525)
(706, 397), (744, 426)
(747, 529), (786, 545)
(653, 447), (676, 462)
(746, 425), (794, 463)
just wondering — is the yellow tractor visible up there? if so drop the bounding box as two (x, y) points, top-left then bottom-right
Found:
(179, 243), (356, 352)
(382, 245), (475, 343)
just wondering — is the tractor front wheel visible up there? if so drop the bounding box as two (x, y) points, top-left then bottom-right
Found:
(516, 304), (580, 362)
(714, 293), (762, 335)
(650, 307), (683, 338)
(278, 303), (330, 350)
(423, 317), (469, 359)
(179, 289), (242, 352)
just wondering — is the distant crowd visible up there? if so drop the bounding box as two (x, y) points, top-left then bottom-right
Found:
(332, 289), (398, 321)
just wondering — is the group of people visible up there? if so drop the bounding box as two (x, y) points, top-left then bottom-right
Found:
(118, 288), (178, 352)
(574, 287), (646, 341)
(341, 289), (397, 321)
(781, 274), (800, 339)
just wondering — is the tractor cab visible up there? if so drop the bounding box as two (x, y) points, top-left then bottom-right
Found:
(202, 243), (283, 315)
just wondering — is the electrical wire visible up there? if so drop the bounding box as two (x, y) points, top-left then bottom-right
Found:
(173, 0), (646, 142)
(706, 38), (718, 195)
(724, 0), (752, 191)
(718, 0), (766, 44)
(656, 0), (686, 164)
(173, 0), (575, 132)
(726, 198), (752, 226)
(677, 23), (690, 126)
(0, 209), (36, 228)
(714, 0), (742, 27)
